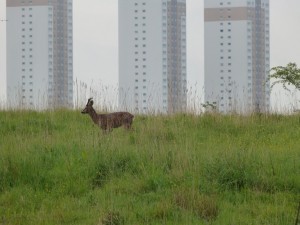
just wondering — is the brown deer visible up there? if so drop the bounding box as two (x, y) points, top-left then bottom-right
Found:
(81, 98), (134, 132)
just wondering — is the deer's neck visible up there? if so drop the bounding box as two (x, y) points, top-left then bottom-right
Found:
(88, 108), (99, 124)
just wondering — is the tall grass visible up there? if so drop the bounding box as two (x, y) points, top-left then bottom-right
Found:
(0, 110), (299, 224)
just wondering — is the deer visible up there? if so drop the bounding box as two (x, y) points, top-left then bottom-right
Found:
(81, 98), (134, 132)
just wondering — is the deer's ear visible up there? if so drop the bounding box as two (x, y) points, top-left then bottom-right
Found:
(87, 98), (93, 105)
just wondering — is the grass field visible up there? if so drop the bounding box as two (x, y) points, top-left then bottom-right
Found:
(0, 110), (299, 224)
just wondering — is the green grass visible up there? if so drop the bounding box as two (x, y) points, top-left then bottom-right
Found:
(0, 110), (299, 224)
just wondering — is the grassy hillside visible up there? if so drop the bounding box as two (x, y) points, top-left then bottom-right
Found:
(0, 110), (299, 225)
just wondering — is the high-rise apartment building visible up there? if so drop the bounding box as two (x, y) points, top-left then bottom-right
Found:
(118, 0), (187, 114)
(204, 0), (270, 113)
(6, 0), (73, 109)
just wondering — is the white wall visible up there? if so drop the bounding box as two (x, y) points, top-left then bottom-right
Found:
(205, 0), (247, 8)
(205, 20), (255, 112)
(204, 0), (270, 113)
(118, 0), (164, 113)
(7, 5), (50, 109)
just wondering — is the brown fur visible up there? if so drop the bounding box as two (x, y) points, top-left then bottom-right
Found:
(81, 98), (134, 132)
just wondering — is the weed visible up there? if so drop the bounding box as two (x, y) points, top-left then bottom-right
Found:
(174, 188), (219, 222)
(101, 211), (124, 225)
(0, 111), (299, 224)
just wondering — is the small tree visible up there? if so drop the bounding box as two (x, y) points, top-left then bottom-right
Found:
(269, 62), (300, 91)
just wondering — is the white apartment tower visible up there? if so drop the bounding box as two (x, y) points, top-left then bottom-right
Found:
(6, 0), (73, 109)
(118, 0), (187, 114)
(204, 0), (270, 113)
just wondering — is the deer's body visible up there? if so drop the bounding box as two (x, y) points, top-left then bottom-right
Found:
(82, 98), (134, 132)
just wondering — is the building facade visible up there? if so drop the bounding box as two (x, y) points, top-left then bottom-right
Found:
(204, 0), (270, 113)
(118, 0), (187, 114)
(6, 0), (73, 109)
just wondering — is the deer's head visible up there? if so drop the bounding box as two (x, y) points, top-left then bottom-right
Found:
(81, 98), (94, 114)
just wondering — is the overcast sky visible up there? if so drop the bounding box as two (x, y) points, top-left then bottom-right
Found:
(1, 0), (300, 110)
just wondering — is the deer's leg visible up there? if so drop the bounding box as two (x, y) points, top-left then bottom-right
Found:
(124, 121), (133, 130)
(101, 128), (111, 134)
